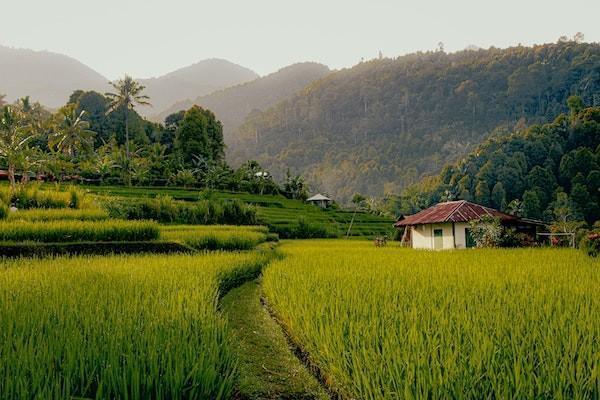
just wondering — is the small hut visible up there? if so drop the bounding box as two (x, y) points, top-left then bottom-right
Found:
(394, 200), (543, 249)
(307, 194), (332, 208)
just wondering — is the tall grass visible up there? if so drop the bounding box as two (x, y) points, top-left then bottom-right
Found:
(161, 225), (270, 251)
(0, 252), (267, 399)
(0, 220), (159, 242)
(7, 208), (109, 222)
(102, 195), (258, 225)
(263, 240), (600, 399)
(0, 184), (95, 209)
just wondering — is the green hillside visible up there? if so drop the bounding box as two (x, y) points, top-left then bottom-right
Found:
(389, 100), (600, 225)
(229, 42), (600, 201)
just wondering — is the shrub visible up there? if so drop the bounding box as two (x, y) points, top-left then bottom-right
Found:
(581, 232), (600, 257)
(469, 216), (503, 248)
(103, 197), (257, 225)
(270, 218), (335, 239)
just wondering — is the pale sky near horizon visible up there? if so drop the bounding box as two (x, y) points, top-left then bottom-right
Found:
(1, 0), (599, 79)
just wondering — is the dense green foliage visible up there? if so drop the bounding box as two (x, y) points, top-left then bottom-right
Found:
(263, 240), (600, 399)
(0, 252), (267, 399)
(102, 195), (258, 225)
(0, 219), (159, 242)
(173, 105), (225, 166)
(392, 102), (600, 225)
(231, 42), (600, 200)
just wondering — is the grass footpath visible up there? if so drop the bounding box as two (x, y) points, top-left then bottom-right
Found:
(221, 280), (328, 400)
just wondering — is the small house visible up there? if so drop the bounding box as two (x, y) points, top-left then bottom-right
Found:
(307, 194), (332, 208)
(394, 200), (542, 250)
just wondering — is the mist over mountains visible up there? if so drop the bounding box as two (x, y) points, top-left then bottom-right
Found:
(153, 62), (331, 143)
(0, 45), (258, 113)
(0, 45), (108, 108)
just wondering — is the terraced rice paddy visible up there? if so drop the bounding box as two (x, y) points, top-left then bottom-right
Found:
(0, 219), (159, 242)
(160, 225), (270, 250)
(0, 252), (268, 399)
(262, 240), (600, 399)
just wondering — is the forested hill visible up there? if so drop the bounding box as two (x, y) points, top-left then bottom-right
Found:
(228, 42), (600, 201)
(153, 63), (330, 143)
(390, 99), (600, 225)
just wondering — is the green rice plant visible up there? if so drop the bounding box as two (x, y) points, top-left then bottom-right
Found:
(0, 251), (268, 399)
(0, 183), (95, 209)
(263, 240), (600, 399)
(7, 208), (109, 222)
(0, 219), (159, 242)
(161, 225), (269, 251)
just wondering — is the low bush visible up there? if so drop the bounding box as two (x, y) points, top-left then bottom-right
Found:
(581, 231), (600, 257)
(7, 208), (109, 222)
(269, 218), (335, 239)
(0, 220), (159, 243)
(102, 195), (258, 225)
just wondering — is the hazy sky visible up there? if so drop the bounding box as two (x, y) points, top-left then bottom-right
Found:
(2, 0), (599, 79)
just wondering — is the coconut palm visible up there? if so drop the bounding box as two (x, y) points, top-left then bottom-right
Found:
(0, 106), (34, 189)
(105, 76), (150, 185)
(49, 105), (95, 157)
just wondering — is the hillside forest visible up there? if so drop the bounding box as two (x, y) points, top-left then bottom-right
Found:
(388, 98), (600, 229)
(229, 42), (600, 200)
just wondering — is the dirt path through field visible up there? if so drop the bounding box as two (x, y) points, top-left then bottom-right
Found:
(221, 280), (329, 400)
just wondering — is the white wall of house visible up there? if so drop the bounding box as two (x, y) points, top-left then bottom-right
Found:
(411, 223), (454, 250)
(410, 222), (475, 250)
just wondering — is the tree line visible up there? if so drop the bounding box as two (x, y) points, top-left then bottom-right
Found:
(0, 77), (308, 200)
(387, 97), (600, 235)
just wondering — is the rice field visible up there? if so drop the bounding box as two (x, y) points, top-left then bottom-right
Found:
(6, 208), (109, 222)
(262, 240), (600, 399)
(0, 251), (268, 399)
(0, 219), (159, 242)
(161, 225), (270, 250)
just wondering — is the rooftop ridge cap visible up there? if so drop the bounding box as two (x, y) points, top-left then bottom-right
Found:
(443, 200), (467, 222)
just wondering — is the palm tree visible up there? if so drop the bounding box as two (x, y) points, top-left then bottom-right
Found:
(0, 106), (34, 190)
(49, 105), (95, 157)
(105, 76), (150, 185)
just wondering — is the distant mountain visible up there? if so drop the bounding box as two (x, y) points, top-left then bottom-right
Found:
(139, 59), (258, 116)
(153, 62), (331, 143)
(229, 42), (600, 201)
(0, 45), (108, 108)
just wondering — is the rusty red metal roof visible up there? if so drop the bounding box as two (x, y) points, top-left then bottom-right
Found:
(394, 200), (518, 226)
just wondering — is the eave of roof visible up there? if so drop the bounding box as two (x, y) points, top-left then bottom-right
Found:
(394, 200), (519, 226)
